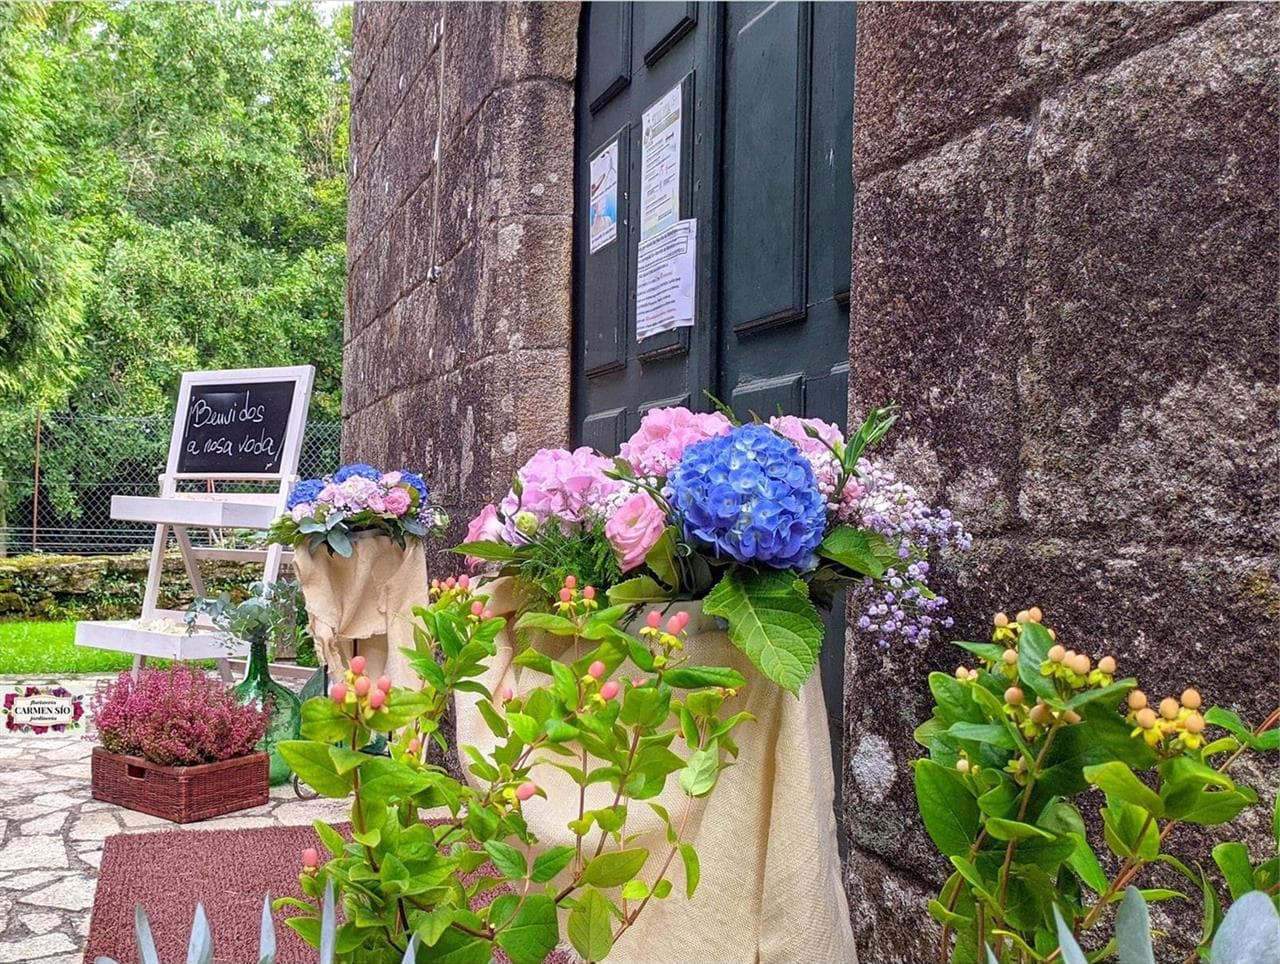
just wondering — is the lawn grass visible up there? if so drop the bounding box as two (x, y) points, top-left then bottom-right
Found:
(0, 620), (137, 675)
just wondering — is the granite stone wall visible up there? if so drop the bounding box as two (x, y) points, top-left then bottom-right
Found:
(844, 4), (1279, 959)
(343, 2), (579, 576)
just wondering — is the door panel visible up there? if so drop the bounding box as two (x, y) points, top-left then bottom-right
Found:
(573, 2), (855, 856)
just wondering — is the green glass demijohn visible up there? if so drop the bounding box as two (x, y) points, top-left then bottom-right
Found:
(232, 638), (301, 785)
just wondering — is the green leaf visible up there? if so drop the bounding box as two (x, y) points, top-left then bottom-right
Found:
(567, 888), (614, 962)
(912, 759), (980, 857)
(662, 665), (746, 690)
(413, 908), (456, 947)
(607, 575), (673, 605)
(1115, 886), (1156, 964)
(1102, 799), (1159, 860)
(653, 879), (672, 899)
(277, 741), (352, 798)
(549, 661), (579, 707)
(328, 746), (372, 776)
(621, 879), (649, 900)
(645, 527), (681, 590)
(313, 820), (347, 860)
(300, 698), (354, 743)
(1066, 677), (1137, 710)
(929, 672), (983, 726)
(482, 841), (527, 880)
(679, 843), (700, 897)
(452, 540), (520, 562)
(515, 612), (579, 637)
(581, 848), (649, 888)
(1016, 622), (1058, 701)
(947, 722), (1015, 750)
(507, 712), (541, 744)
(953, 641), (1008, 663)
(817, 526), (888, 578)
(530, 846), (575, 883)
(495, 893), (559, 964)
(985, 818), (1054, 842)
(679, 741), (721, 798)
(1052, 905), (1089, 964)
(1085, 762), (1164, 816)
(702, 569), (824, 695)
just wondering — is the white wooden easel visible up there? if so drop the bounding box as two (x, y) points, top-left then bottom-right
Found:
(74, 366), (315, 681)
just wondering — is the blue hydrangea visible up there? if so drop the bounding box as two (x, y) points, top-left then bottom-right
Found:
(668, 423), (827, 569)
(398, 470), (429, 509)
(333, 463), (381, 483)
(287, 478), (325, 509)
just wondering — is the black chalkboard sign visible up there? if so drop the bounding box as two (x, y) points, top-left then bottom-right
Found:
(176, 380), (297, 474)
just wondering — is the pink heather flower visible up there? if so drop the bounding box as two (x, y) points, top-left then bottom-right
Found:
(290, 503), (313, 523)
(604, 492), (667, 572)
(498, 447), (620, 540)
(464, 504), (504, 571)
(619, 407), (732, 477)
(382, 487), (411, 517)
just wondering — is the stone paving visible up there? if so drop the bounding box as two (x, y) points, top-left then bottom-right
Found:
(0, 674), (350, 962)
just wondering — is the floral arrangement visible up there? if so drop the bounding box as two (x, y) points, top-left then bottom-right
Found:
(459, 405), (969, 693)
(278, 578), (750, 961)
(914, 607), (1279, 962)
(268, 463), (446, 557)
(91, 666), (268, 766)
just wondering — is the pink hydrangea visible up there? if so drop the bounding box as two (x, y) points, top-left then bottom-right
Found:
(464, 504), (504, 571)
(768, 415), (865, 521)
(604, 492), (667, 571)
(499, 447), (621, 540)
(619, 407), (732, 477)
(290, 502), (313, 523)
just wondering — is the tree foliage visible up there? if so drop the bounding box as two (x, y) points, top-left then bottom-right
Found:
(0, 1), (349, 521)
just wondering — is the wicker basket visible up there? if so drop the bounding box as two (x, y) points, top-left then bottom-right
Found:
(91, 746), (269, 823)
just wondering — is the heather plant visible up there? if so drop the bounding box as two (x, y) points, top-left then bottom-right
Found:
(91, 666), (268, 766)
(913, 607), (1279, 962)
(277, 576), (751, 962)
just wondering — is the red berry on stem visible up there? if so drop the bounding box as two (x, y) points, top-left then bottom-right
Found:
(500, 685), (514, 702)
(516, 782), (538, 801)
(559, 587), (572, 602)
(302, 847), (318, 869)
(471, 601), (484, 616)
(377, 676), (392, 693)
(583, 585), (596, 600)
(350, 655), (367, 675)
(564, 575), (577, 589)
(601, 680), (620, 700)
(331, 683), (348, 704)
(354, 676), (371, 697)
(588, 660), (606, 679)
(458, 574), (470, 589)
(646, 611), (662, 629)
(368, 689), (386, 710)
(407, 738), (421, 754)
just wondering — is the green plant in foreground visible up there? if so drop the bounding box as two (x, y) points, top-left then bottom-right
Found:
(913, 607), (1279, 963)
(277, 575), (752, 962)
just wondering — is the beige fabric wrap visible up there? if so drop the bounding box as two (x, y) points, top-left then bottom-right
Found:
(293, 535), (427, 688)
(455, 577), (856, 964)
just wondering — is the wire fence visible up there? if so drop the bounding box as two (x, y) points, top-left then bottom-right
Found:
(0, 413), (342, 556)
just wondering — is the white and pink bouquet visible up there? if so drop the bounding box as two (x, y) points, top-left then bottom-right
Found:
(269, 463), (446, 557)
(458, 405), (969, 693)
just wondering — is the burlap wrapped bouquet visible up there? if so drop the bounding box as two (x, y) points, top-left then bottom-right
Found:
(454, 576), (857, 964)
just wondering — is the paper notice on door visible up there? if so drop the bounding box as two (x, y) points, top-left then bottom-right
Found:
(636, 219), (696, 340)
(639, 84), (682, 241)
(588, 140), (618, 254)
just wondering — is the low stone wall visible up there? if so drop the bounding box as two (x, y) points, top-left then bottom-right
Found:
(0, 553), (265, 621)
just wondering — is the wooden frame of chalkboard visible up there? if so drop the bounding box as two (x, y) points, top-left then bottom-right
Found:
(76, 365), (316, 682)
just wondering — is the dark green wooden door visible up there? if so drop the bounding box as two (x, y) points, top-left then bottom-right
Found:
(573, 1), (855, 844)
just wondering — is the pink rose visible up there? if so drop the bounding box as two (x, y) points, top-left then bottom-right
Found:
(604, 492), (667, 572)
(619, 407), (732, 477)
(464, 504), (503, 571)
(366, 492), (387, 513)
(382, 487), (411, 517)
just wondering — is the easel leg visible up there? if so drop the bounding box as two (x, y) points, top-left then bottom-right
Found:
(217, 658), (234, 684)
(131, 654), (146, 681)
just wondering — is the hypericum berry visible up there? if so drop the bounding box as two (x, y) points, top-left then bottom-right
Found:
(600, 680), (620, 700)
(368, 689), (386, 710)
(559, 587), (573, 602)
(588, 660), (606, 679)
(955, 666), (969, 680)
(1135, 707), (1158, 730)
(633, 678), (647, 687)
(407, 738), (421, 754)
(1159, 697), (1180, 720)
(1004, 686), (1024, 706)
(1029, 702), (1053, 726)
(1062, 709), (1082, 724)
(583, 586), (596, 600)
(1027, 606), (1043, 623)
(1002, 649), (1018, 666)
(354, 676), (371, 697)
(331, 683), (349, 704)
(350, 655), (367, 675)
(302, 847), (318, 870)
(993, 611), (1009, 628)
(1098, 656), (1117, 674)
(482, 609), (493, 620)
(377, 676), (392, 693)
(1048, 645), (1066, 663)
(1016, 610), (1030, 624)
(471, 601), (484, 616)
(516, 781), (538, 801)
(956, 758), (971, 774)
(646, 611), (662, 629)
(1181, 688), (1202, 710)
(445, 576), (456, 589)
(1185, 712), (1205, 734)
(500, 685), (514, 702)
(1128, 689), (1148, 711)
(564, 575), (577, 589)
(672, 610), (690, 631)
(1070, 654), (1091, 675)
(666, 615), (683, 634)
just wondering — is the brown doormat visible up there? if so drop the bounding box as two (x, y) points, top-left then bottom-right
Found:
(85, 822), (576, 963)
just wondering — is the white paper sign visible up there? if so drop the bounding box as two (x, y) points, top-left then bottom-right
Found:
(588, 140), (619, 254)
(639, 84), (682, 240)
(636, 219), (697, 340)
